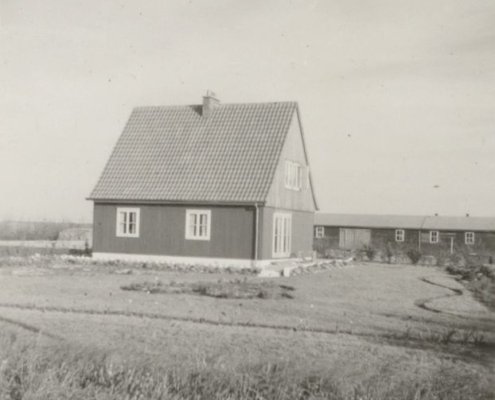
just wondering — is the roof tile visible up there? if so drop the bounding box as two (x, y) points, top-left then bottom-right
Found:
(89, 102), (297, 203)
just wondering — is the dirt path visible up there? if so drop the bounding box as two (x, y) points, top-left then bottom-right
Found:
(415, 276), (463, 314)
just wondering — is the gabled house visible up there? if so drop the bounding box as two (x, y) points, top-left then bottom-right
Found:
(88, 92), (318, 267)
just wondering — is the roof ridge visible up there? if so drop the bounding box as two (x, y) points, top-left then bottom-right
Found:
(133, 101), (298, 110)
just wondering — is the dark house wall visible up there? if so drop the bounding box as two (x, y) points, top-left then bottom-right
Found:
(258, 207), (314, 260)
(93, 203), (255, 259)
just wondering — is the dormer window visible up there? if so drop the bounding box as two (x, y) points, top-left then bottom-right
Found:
(285, 161), (302, 190)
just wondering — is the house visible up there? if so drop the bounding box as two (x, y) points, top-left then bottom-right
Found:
(88, 92), (318, 267)
(314, 213), (495, 263)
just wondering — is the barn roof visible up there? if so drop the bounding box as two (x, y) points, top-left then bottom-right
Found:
(315, 214), (426, 230)
(315, 213), (495, 232)
(422, 216), (495, 232)
(89, 101), (300, 204)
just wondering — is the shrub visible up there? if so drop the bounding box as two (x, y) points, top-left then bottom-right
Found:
(362, 245), (376, 261)
(407, 249), (422, 265)
(385, 243), (395, 264)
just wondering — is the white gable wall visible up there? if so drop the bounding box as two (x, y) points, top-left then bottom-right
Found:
(265, 112), (316, 212)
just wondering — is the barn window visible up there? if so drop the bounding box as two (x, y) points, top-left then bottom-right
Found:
(395, 229), (405, 242)
(116, 208), (140, 238)
(465, 232), (475, 245)
(185, 209), (211, 240)
(315, 226), (324, 238)
(429, 231), (439, 244)
(273, 212), (292, 257)
(285, 161), (302, 190)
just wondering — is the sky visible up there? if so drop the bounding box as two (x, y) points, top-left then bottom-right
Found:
(0, 0), (494, 222)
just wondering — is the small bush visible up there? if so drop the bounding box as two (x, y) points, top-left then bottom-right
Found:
(362, 245), (376, 261)
(407, 249), (422, 265)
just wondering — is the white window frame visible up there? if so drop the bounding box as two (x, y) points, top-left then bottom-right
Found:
(395, 229), (405, 242)
(465, 232), (475, 245)
(429, 231), (439, 244)
(284, 160), (302, 191)
(185, 209), (211, 241)
(273, 212), (292, 258)
(116, 207), (140, 238)
(315, 226), (324, 238)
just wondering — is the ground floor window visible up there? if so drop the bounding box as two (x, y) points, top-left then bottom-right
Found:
(429, 231), (439, 243)
(315, 226), (324, 238)
(465, 232), (475, 245)
(273, 212), (292, 257)
(185, 209), (211, 240)
(116, 207), (140, 238)
(395, 229), (405, 242)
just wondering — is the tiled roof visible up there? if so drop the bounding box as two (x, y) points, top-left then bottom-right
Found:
(314, 214), (426, 229)
(315, 213), (495, 232)
(422, 216), (495, 232)
(89, 102), (297, 203)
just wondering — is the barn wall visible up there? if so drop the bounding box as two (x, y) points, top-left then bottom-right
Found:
(313, 224), (495, 262)
(419, 230), (495, 258)
(93, 203), (255, 259)
(313, 226), (340, 256)
(258, 207), (314, 259)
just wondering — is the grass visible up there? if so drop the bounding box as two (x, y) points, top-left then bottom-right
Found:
(121, 278), (295, 299)
(0, 246), (69, 257)
(0, 258), (494, 398)
(0, 327), (493, 400)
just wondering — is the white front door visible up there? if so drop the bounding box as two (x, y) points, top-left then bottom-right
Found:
(273, 212), (292, 258)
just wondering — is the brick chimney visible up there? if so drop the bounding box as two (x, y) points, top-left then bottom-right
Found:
(202, 90), (219, 118)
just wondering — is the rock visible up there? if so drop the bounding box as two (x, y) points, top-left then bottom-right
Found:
(114, 268), (132, 275)
(258, 269), (281, 278)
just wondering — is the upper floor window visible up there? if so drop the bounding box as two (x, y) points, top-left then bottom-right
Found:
(395, 229), (405, 242)
(315, 226), (324, 238)
(285, 160), (302, 190)
(465, 232), (475, 245)
(116, 207), (140, 238)
(430, 231), (439, 244)
(185, 209), (211, 240)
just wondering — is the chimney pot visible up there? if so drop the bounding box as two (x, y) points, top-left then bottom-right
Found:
(202, 90), (219, 118)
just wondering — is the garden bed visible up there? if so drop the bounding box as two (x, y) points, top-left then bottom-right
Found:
(121, 278), (295, 299)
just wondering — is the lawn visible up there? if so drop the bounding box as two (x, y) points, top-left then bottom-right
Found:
(0, 259), (494, 399)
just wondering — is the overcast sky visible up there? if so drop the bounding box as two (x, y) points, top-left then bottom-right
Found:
(1, 0), (494, 222)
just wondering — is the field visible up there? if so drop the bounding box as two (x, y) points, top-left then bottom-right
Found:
(0, 258), (494, 399)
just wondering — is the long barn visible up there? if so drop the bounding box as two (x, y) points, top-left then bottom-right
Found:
(314, 213), (495, 263)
